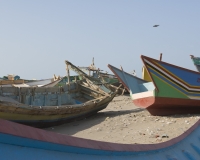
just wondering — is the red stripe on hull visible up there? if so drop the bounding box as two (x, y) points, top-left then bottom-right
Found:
(133, 97), (155, 109)
(133, 97), (200, 116)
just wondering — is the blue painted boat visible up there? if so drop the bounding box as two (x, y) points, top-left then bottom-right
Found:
(1, 119), (200, 159)
(108, 64), (148, 93)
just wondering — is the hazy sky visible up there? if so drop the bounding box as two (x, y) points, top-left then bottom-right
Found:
(1, 1), (200, 79)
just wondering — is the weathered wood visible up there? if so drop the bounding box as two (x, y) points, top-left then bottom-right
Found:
(0, 80), (24, 85)
(0, 60), (118, 128)
(159, 53), (162, 61)
(66, 63), (70, 87)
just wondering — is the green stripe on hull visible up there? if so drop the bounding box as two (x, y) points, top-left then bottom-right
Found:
(103, 77), (118, 84)
(152, 73), (188, 99)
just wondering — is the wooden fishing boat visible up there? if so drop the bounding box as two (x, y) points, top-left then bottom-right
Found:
(0, 79), (25, 86)
(0, 74), (52, 87)
(0, 61), (117, 128)
(1, 118), (200, 159)
(78, 58), (127, 94)
(0, 78), (61, 87)
(190, 55), (200, 72)
(79, 58), (119, 84)
(54, 75), (81, 87)
(108, 55), (200, 116)
(79, 67), (126, 94)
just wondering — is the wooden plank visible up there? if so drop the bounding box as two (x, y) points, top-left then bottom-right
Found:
(1, 87), (19, 94)
(0, 80), (24, 85)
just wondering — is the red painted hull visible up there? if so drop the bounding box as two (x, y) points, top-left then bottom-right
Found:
(133, 97), (200, 116)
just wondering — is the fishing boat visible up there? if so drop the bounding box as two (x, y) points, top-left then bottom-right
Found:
(108, 55), (200, 116)
(0, 71), (78, 88)
(0, 61), (117, 128)
(79, 58), (119, 83)
(79, 66), (119, 85)
(78, 58), (127, 94)
(0, 79), (25, 86)
(53, 75), (81, 87)
(80, 67), (126, 94)
(0, 78), (62, 87)
(1, 119), (200, 159)
(190, 55), (200, 72)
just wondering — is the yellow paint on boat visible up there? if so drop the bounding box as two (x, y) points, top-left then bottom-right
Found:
(0, 110), (93, 121)
(0, 104), (104, 121)
(142, 66), (151, 82)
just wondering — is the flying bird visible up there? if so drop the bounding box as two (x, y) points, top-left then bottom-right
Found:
(153, 25), (159, 27)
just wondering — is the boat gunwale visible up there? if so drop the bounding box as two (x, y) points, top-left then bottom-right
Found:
(0, 118), (199, 153)
(0, 94), (114, 113)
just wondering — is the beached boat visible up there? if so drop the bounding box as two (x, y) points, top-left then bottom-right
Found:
(80, 67), (126, 94)
(190, 55), (200, 72)
(0, 72), (79, 88)
(0, 78), (62, 87)
(53, 75), (81, 87)
(78, 58), (127, 94)
(79, 58), (119, 84)
(1, 118), (200, 159)
(80, 66), (119, 85)
(0, 61), (117, 128)
(108, 55), (200, 116)
(0, 79), (25, 86)
(108, 65), (146, 91)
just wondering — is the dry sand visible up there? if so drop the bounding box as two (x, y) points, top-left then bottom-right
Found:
(45, 95), (200, 144)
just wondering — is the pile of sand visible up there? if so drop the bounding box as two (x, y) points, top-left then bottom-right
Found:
(46, 95), (200, 144)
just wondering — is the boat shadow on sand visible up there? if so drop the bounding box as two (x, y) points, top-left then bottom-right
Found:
(45, 108), (144, 135)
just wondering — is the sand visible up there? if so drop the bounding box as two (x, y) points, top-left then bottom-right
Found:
(45, 95), (200, 144)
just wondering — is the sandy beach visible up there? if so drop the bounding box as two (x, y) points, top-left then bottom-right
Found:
(46, 95), (200, 144)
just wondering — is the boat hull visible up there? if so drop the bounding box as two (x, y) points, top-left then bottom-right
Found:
(0, 79), (116, 128)
(12, 101), (111, 128)
(109, 57), (200, 116)
(0, 93), (115, 128)
(140, 55), (200, 115)
(133, 96), (200, 115)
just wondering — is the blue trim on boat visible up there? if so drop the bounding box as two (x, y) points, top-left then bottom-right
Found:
(75, 100), (82, 104)
(1, 118), (200, 159)
(158, 62), (200, 86)
(149, 67), (200, 96)
(1, 127), (200, 159)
